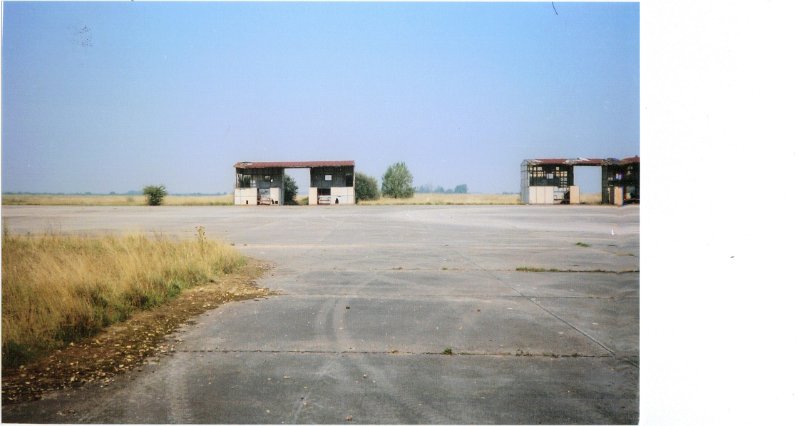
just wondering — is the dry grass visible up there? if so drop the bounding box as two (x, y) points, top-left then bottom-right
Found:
(579, 193), (602, 204)
(162, 194), (232, 206)
(2, 192), (599, 206)
(1, 227), (245, 368)
(1, 194), (232, 206)
(2, 259), (273, 404)
(360, 193), (521, 205)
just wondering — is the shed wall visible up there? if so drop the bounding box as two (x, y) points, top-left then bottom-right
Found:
(234, 188), (258, 205)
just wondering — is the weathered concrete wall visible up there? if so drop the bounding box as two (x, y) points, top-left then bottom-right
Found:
(234, 188), (257, 206)
(308, 187), (318, 206)
(613, 187), (624, 206)
(525, 186), (555, 204)
(331, 187), (355, 205)
(310, 187), (354, 205)
(570, 185), (581, 205)
(520, 165), (530, 204)
(269, 187), (282, 205)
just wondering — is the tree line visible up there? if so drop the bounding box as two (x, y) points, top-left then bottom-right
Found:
(414, 183), (468, 194)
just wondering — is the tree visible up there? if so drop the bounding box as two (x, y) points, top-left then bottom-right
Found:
(454, 184), (468, 194)
(381, 162), (414, 198)
(143, 185), (167, 206)
(355, 172), (380, 202)
(284, 175), (298, 205)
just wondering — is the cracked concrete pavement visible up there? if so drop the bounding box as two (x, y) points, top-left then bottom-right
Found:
(1, 204), (639, 423)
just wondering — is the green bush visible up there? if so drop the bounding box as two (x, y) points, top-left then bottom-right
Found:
(355, 172), (380, 202)
(143, 185), (167, 206)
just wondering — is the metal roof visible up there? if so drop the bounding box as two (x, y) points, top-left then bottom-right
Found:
(522, 156), (639, 166)
(522, 158), (605, 166)
(235, 161), (355, 169)
(603, 156), (640, 166)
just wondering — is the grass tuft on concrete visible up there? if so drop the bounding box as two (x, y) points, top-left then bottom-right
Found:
(1, 228), (246, 368)
(516, 266), (561, 272)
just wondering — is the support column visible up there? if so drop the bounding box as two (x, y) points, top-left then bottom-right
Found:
(569, 185), (581, 204)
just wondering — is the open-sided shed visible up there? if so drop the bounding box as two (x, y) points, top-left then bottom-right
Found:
(601, 156), (640, 205)
(234, 161), (355, 206)
(520, 156), (639, 205)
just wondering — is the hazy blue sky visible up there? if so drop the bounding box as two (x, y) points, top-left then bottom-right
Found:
(2, 2), (639, 194)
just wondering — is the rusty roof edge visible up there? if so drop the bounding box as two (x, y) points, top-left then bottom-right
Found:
(523, 156), (638, 166)
(235, 161), (356, 169)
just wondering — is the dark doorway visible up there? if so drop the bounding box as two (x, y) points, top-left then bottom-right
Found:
(317, 188), (331, 205)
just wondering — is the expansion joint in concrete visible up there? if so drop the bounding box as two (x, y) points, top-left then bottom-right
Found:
(529, 298), (617, 356)
(176, 349), (615, 358)
(529, 295), (640, 300)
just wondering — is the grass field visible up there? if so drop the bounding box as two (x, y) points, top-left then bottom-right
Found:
(1, 194), (233, 206)
(2, 193), (517, 206)
(1, 227), (246, 368)
(2, 192), (602, 206)
(359, 193), (522, 205)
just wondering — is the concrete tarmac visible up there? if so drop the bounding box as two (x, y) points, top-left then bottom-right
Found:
(1, 205), (639, 424)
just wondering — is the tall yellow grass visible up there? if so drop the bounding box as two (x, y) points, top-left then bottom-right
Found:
(359, 193), (522, 205)
(1, 228), (245, 367)
(1, 194), (233, 206)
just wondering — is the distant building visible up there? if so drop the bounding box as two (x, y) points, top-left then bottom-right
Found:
(233, 161), (355, 206)
(520, 156), (639, 205)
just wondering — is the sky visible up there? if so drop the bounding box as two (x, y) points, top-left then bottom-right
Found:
(2, 1), (639, 194)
